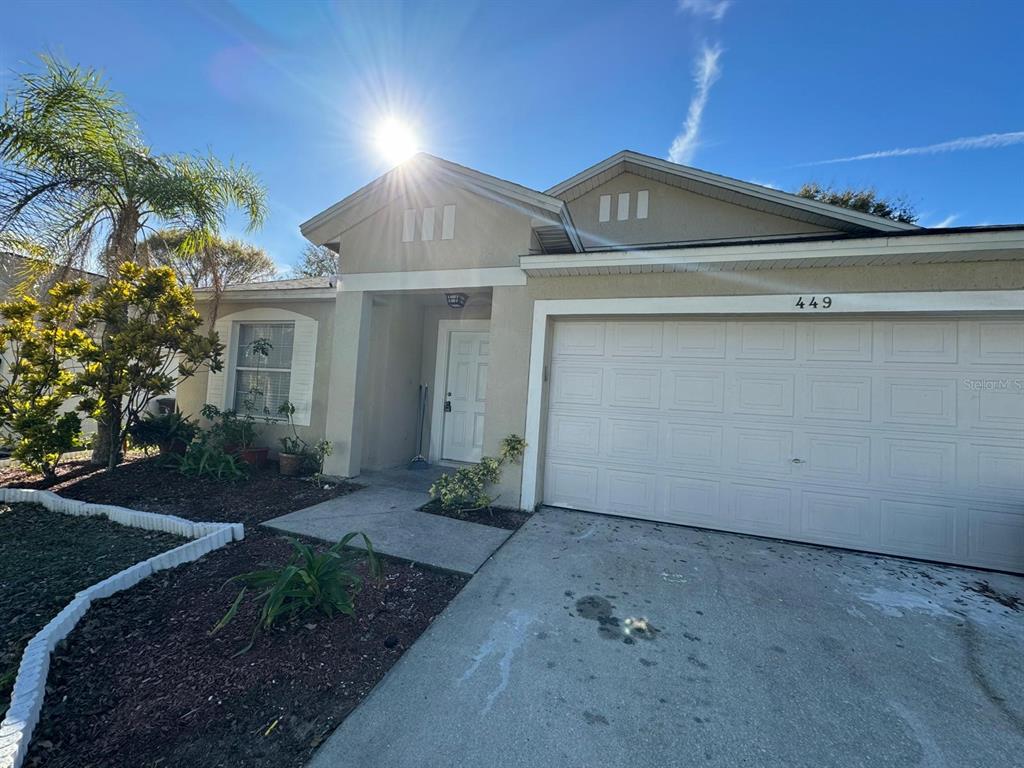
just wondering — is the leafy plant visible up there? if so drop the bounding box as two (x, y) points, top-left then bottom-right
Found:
(128, 409), (198, 454)
(429, 433), (526, 514)
(212, 533), (380, 655)
(175, 434), (246, 480)
(0, 280), (92, 479)
(276, 400), (332, 477)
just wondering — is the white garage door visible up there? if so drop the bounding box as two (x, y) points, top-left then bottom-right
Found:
(543, 317), (1024, 572)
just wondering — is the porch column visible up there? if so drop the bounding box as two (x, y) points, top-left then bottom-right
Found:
(323, 289), (372, 477)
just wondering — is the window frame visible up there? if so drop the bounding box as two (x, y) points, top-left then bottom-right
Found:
(230, 320), (296, 419)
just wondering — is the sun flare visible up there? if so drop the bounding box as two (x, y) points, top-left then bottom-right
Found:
(374, 118), (419, 165)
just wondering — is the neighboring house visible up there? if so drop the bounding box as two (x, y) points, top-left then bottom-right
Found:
(176, 150), (1024, 573)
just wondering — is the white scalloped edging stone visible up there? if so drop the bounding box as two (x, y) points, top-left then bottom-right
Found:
(0, 488), (243, 768)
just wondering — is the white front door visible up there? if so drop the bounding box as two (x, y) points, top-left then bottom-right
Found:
(442, 330), (489, 462)
(543, 316), (1024, 573)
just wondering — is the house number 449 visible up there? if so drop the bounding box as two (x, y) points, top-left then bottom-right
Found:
(795, 296), (832, 309)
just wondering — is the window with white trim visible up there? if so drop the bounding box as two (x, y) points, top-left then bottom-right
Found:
(232, 322), (295, 417)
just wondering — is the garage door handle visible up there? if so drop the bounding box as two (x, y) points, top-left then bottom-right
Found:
(791, 458), (806, 464)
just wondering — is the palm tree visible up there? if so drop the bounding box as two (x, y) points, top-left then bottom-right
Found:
(0, 56), (268, 465)
(139, 229), (278, 326)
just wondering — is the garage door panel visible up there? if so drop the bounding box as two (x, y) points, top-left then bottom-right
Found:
(544, 316), (1024, 572)
(607, 367), (661, 409)
(967, 508), (1024, 572)
(730, 372), (795, 417)
(666, 321), (727, 358)
(799, 433), (871, 484)
(802, 374), (872, 422)
(731, 320), (797, 360)
(664, 370), (725, 412)
(546, 412), (601, 458)
(802, 321), (873, 362)
(880, 499), (957, 561)
(663, 422), (723, 467)
(660, 475), (722, 524)
(961, 320), (1024, 365)
(607, 321), (663, 357)
(605, 418), (660, 464)
(878, 320), (958, 364)
(730, 427), (795, 476)
(878, 437), (957, 492)
(799, 490), (878, 547)
(550, 364), (603, 406)
(606, 469), (657, 516)
(544, 461), (599, 509)
(880, 377), (959, 427)
(731, 482), (792, 536)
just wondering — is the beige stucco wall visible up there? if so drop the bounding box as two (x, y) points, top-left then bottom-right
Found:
(566, 172), (837, 249)
(336, 179), (536, 274)
(175, 298), (336, 454)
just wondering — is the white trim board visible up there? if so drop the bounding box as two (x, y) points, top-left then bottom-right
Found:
(340, 267), (526, 293)
(429, 319), (491, 463)
(519, 289), (1024, 510)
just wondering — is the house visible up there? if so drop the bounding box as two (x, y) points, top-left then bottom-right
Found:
(176, 150), (1024, 573)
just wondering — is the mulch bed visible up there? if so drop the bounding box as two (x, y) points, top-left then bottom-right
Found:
(420, 500), (532, 531)
(1, 455), (468, 768)
(0, 503), (185, 714)
(25, 535), (466, 768)
(0, 454), (360, 527)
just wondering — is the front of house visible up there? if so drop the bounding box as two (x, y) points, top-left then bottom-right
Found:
(177, 150), (1024, 573)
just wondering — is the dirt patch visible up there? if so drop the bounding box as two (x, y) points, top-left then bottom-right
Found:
(25, 531), (467, 768)
(420, 501), (531, 531)
(0, 503), (185, 713)
(0, 454), (360, 526)
(966, 580), (1022, 611)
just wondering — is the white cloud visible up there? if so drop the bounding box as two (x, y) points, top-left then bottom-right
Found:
(668, 44), (723, 166)
(679, 0), (732, 21)
(930, 214), (959, 228)
(803, 130), (1024, 166)
(746, 178), (779, 190)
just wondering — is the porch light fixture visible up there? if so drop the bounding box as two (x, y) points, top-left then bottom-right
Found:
(445, 292), (468, 309)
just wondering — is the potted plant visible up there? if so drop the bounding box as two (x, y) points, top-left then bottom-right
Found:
(276, 401), (309, 476)
(128, 409), (198, 456)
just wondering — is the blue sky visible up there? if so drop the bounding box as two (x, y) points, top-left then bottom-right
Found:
(2, 0), (1023, 272)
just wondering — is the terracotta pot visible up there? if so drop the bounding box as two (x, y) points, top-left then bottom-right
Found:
(237, 446), (269, 468)
(278, 452), (304, 477)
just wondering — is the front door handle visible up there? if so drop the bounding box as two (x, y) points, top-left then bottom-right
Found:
(444, 400), (452, 412)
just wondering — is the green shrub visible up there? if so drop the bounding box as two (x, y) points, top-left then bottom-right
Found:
(213, 533), (380, 655)
(175, 435), (247, 480)
(429, 433), (526, 513)
(128, 409), (198, 453)
(10, 410), (84, 479)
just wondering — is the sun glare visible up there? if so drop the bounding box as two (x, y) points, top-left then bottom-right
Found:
(374, 118), (419, 166)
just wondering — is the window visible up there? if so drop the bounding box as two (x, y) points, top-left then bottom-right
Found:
(598, 194), (611, 223)
(422, 207), (436, 241)
(441, 204), (456, 240)
(616, 192), (630, 221)
(232, 322), (294, 417)
(402, 209), (416, 242)
(636, 190), (649, 219)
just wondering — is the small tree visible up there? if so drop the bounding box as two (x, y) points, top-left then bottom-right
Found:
(796, 183), (917, 224)
(76, 263), (223, 470)
(0, 279), (92, 479)
(291, 243), (337, 278)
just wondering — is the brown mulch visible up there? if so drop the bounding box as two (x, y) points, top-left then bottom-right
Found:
(1, 456), (468, 768)
(25, 534), (466, 768)
(420, 500), (532, 531)
(0, 454), (360, 526)
(0, 503), (185, 714)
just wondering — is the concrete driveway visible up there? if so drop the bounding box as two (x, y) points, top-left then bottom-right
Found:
(309, 507), (1024, 768)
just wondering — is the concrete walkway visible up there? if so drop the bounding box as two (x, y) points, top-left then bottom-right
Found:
(307, 507), (1024, 768)
(263, 467), (511, 574)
